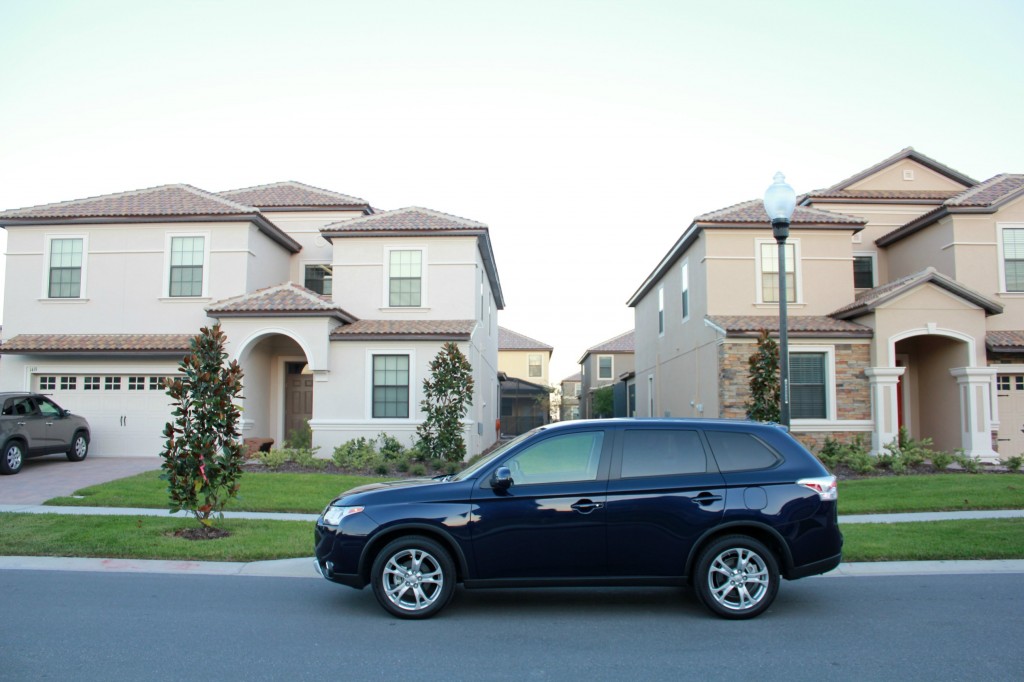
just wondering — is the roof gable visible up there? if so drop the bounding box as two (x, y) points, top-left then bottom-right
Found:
(578, 330), (635, 363)
(206, 282), (356, 322)
(831, 267), (1002, 319)
(0, 184), (255, 221)
(825, 147), (976, 192)
(218, 181), (370, 212)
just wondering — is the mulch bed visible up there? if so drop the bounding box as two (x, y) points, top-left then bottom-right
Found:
(172, 526), (232, 540)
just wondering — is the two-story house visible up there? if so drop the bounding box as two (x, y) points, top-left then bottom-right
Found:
(577, 330), (634, 419)
(0, 182), (504, 459)
(628, 148), (1024, 462)
(497, 326), (553, 436)
(559, 372), (581, 421)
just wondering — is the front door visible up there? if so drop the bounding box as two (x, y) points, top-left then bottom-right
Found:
(285, 363), (313, 444)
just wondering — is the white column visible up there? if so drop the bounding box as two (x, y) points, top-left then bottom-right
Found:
(949, 367), (999, 463)
(865, 367), (905, 454)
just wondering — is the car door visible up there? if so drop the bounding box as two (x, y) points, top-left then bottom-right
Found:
(605, 427), (726, 577)
(35, 397), (76, 452)
(3, 396), (49, 453)
(470, 428), (611, 580)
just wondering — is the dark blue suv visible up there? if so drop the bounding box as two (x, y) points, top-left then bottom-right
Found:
(315, 419), (842, 619)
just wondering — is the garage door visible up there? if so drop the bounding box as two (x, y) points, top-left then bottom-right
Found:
(36, 374), (177, 458)
(996, 374), (1024, 460)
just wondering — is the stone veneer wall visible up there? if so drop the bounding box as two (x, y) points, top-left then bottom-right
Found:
(718, 340), (872, 454)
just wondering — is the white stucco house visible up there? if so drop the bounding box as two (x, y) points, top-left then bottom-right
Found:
(0, 182), (504, 459)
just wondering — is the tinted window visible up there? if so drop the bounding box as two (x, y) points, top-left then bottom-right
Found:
(621, 429), (706, 478)
(506, 431), (604, 485)
(705, 431), (780, 472)
(37, 397), (63, 418)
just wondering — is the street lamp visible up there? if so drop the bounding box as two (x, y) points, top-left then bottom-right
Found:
(764, 172), (796, 429)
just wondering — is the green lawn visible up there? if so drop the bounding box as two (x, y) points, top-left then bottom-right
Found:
(0, 514), (309, 562)
(838, 474), (1024, 514)
(3, 470), (1020, 564)
(46, 470), (386, 513)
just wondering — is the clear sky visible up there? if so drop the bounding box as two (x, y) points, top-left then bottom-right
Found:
(2, 0), (1023, 384)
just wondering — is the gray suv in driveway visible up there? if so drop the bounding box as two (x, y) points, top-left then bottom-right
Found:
(0, 393), (90, 475)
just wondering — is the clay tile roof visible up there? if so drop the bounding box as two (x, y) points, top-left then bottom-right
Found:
(0, 184), (256, 221)
(586, 330), (635, 354)
(0, 334), (193, 354)
(499, 327), (553, 351)
(322, 206), (487, 233)
(705, 316), (872, 337)
(944, 174), (1024, 207)
(987, 331), (1024, 353)
(805, 189), (960, 202)
(831, 267), (1002, 318)
(218, 181), (369, 210)
(695, 199), (865, 226)
(330, 319), (477, 340)
(206, 282), (357, 321)
(561, 372), (582, 383)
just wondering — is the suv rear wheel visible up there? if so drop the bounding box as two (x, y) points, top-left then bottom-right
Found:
(371, 536), (455, 619)
(694, 535), (779, 619)
(1, 441), (25, 475)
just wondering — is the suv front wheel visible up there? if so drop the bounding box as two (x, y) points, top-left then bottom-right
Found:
(66, 432), (89, 462)
(1, 441), (25, 475)
(694, 535), (779, 619)
(371, 536), (456, 619)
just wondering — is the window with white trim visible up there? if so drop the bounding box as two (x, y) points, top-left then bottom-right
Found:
(759, 241), (796, 303)
(168, 235), (206, 297)
(528, 353), (543, 378)
(304, 264), (332, 295)
(853, 254), (875, 289)
(790, 352), (827, 419)
(598, 355), (613, 380)
(372, 355), (410, 418)
(1001, 227), (1024, 292)
(658, 287), (665, 334)
(388, 250), (422, 307)
(680, 261), (689, 321)
(47, 237), (85, 298)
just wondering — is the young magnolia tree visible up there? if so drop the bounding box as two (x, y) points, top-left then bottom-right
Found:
(746, 329), (781, 423)
(161, 324), (245, 528)
(417, 342), (474, 463)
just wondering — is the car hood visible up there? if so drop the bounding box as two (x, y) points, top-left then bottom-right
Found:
(336, 477), (442, 501)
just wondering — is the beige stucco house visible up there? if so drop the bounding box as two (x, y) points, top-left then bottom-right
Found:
(0, 182), (504, 459)
(497, 326), (553, 435)
(628, 148), (1024, 462)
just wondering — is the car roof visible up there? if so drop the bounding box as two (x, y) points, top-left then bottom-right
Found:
(538, 417), (786, 432)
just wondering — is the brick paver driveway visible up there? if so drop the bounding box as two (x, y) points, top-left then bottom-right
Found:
(0, 456), (160, 505)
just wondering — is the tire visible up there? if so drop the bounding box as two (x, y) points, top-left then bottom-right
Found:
(1, 441), (25, 475)
(66, 432), (89, 462)
(371, 536), (456, 619)
(694, 535), (779, 620)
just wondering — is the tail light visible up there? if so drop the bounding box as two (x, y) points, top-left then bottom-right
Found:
(797, 475), (837, 501)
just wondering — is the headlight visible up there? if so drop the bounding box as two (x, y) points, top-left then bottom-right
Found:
(322, 505), (364, 526)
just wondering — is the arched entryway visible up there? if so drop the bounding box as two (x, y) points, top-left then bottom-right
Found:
(233, 331), (314, 447)
(893, 333), (969, 453)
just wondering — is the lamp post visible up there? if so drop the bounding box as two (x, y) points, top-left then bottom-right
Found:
(764, 172), (796, 429)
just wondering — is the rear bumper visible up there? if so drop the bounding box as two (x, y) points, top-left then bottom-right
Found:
(788, 551), (842, 580)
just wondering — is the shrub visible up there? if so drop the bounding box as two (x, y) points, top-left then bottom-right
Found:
(257, 449), (291, 470)
(816, 435), (873, 474)
(332, 437), (379, 470)
(1006, 455), (1024, 472)
(954, 451), (981, 473)
(408, 463), (427, 477)
(284, 421), (312, 450)
(931, 451), (954, 471)
(289, 447), (326, 470)
(417, 342), (474, 463)
(332, 433), (416, 474)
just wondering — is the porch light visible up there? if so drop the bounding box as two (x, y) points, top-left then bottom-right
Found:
(763, 172), (796, 429)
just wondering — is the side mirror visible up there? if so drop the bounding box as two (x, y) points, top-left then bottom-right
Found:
(491, 466), (513, 491)
(63, 409), (72, 417)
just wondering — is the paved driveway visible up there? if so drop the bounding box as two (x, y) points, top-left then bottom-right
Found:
(0, 455), (160, 504)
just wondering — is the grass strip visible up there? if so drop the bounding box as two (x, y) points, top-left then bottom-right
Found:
(839, 474), (1024, 514)
(0, 513), (310, 562)
(46, 470), (386, 514)
(840, 518), (1024, 562)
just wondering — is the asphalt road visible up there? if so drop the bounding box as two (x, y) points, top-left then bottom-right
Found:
(3, 570), (1021, 681)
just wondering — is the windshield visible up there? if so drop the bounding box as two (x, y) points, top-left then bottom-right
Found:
(451, 428), (542, 481)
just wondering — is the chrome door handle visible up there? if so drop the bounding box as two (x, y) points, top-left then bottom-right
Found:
(695, 492), (723, 506)
(16, 421), (26, 426)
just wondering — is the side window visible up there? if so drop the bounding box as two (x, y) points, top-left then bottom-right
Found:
(5, 397), (37, 416)
(621, 429), (706, 478)
(705, 431), (781, 472)
(36, 398), (63, 418)
(505, 431), (604, 485)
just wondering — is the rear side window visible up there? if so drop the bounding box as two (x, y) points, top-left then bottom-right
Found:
(621, 429), (706, 478)
(705, 431), (781, 472)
